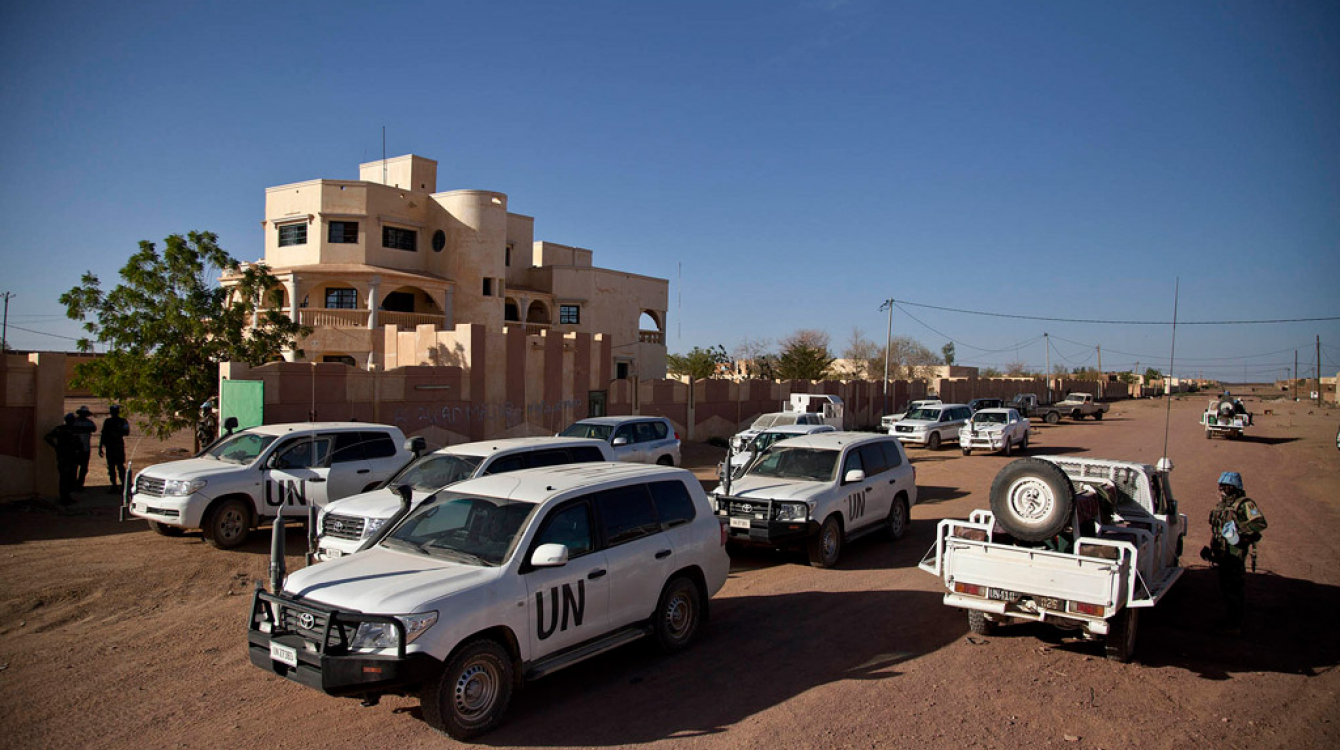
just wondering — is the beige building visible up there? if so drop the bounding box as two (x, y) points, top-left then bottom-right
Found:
(227, 154), (668, 379)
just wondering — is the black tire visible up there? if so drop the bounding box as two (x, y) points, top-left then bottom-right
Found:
(968, 610), (996, 636)
(886, 495), (910, 541)
(1020, 433), (1029, 452)
(1003, 436), (1013, 456)
(807, 515), (843, 568)
(422, 639), (514, 740)
(1045, 412), (1060, 425)
(962, 448), (971, 456)
(988, 458), (1074, 542)
(1093, 411), (1104, 421)
(1105, 608), (1139, 662)
(653, 576), (704, 653)
(1071, 411), (1084, 420)
(1205, 429), (1212, 440)
(927, 432), (942, 451)
(148, 520), (186, 537)
(203, 499), (252, 550)
(655, 455), (674, 466)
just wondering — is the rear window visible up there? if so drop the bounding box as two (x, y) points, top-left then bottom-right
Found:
(330, 432), (366, 463)
(636, 421), (669, 442)
(879, 440), (904, 469)
(361, 431), (398, 459)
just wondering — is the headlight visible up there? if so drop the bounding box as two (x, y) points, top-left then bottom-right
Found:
(349, 611), (438, 651)
(773, 502), (809, 522)
(363, 517), (389, 538)
(163, 478), (207, 496)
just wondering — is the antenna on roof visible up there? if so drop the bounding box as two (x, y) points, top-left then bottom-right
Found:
(382, 126), (387, 185)
(1161, 278), (1179, 460)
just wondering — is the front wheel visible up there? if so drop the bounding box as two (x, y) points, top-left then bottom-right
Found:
(655, 455), (674, 466)
(927, 432), (942, 451)
(203, 499), (252, 550)
(1105, 608), (1139, 662)
(1020, 433), (1029, 451)
(1093, 411), (1104, 421)
(654, 576), (704, 653)
(1003, 436), (1013, 456)
(961, 447), (971, 456)
(1045, 412), (1060, 425)
(807, 515), (843, 568)
(423, 639), (515, 740)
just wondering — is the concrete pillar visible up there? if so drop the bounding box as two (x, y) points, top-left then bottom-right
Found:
(282, 274), (299, 362)
(442, 288), (454, 329)
(367, 276), (382, 371)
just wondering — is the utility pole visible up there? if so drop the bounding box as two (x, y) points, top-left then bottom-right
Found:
(1294, 349), (1299, 401)
(1044, 332), (1051, 402)
(1318, 335), (1323, 407)
(0, 292), (12, 354)
(880, 299), (893, 415)
(1096, 345), (1102, 379)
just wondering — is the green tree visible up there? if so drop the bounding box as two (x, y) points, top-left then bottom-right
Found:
(1144, 367), (1164, 382)
(776, 329), (834, 380)
(941, 342), (955, 366)
(61, 231), (308, 444)
(667, 345), (729, 380)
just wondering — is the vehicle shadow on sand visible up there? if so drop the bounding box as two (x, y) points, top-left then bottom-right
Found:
(1000, 565), (1340, 679)
(468, 588), (957, 746)
(1240, 436), (1299, 446)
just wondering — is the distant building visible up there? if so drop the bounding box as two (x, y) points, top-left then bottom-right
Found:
(224, 154), (667, 378)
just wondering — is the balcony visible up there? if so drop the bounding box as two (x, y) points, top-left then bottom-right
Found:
(639, 330), (665, 344)
(380, 311), (446, 331)
(298, 308), (445, 331)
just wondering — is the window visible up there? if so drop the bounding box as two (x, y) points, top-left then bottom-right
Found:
(328, 221), (358, 243)
(559, 305), (580, 325)
(482, 278), (492, 296)
(483, 455), (527, 475)
(649, 480), (696, 528)
(359, 431), (398, 460)
(594, 485), (660, 546)
(857, 444), (888, 477)
(322, 355), (356, 366)
(570, 445), (606, 463)
(273, 437), (331, 469)
(635, 421), (668, 443)
(614, 424), (636, 445)
(278, 223), (307, 247)
(879, 440), (904, 469)
(325, 288), (358, 309)
(528, 449), (572, 468)
(505, 243), (513, 267)
(331, 432), (367, 464)
(383, 226), (417, 251)
(535, 503), (593, 558)
(842, 449), (864, 482)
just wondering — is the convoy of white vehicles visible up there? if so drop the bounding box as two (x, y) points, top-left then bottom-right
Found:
(118, 391), (1193, 740)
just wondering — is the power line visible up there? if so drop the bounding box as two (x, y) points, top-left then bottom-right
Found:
(7, 324), (82, 342)
(892, 302), (1044, 355)
(896, 298), (1339, 326)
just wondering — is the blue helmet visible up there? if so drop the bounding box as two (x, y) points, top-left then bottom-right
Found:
(1218, 471), (1243, 491)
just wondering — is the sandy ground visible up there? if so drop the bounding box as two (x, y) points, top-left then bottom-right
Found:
(2, 390), (1338, 749)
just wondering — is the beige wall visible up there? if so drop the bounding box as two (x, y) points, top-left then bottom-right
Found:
(1, 353), (66, 500)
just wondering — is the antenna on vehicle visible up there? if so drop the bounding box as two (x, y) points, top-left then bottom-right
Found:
(1160, 278), (1179, 462)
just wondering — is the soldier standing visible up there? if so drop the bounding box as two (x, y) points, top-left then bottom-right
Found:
(72, 405), (97, 489)
(99, 404), (131, 493)
(44, 413), (82, 505)
(1200, 471), (1268, 634)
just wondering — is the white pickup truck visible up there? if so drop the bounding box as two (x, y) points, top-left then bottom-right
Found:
(1056, 392), (1110, 421)
(1201, 395), (1251, 439)
(919, 456), (1186, 661)
(958, 408), (1031, 456)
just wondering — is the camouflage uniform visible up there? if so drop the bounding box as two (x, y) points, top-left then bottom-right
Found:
(1205, 475), (1267, 630)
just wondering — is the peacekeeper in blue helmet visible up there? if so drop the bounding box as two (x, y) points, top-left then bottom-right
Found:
(1200, 471), (1267, 635)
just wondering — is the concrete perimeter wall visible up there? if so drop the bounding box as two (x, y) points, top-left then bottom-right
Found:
(1, 353), (66, 499)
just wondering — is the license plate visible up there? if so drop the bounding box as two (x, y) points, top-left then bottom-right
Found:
(319, 547), (343, 559)
(729, 517), (751, 530)
(270, 642), (297, 667)
(988, 588), (1019, 601)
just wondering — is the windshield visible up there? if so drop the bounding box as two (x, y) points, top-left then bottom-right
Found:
(905, 408), (942, 421)
(388, 453), (484, 492)
(204, 432), (278, 464)
(560, 422), (612, 441)
(749, 431), (799, 453)
(748, 446), (838, 482)
(973, 412), (1007, 425)
(381, 492), (537, 566)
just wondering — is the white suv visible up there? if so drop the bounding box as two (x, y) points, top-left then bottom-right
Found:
(129, 423), (410, 549)
(559, 416), (680, 466)
(890, 403), (972, 450)
(315, 437), (614, 560)
(714, 432), (917, 567)
(248, 463), (729, 739)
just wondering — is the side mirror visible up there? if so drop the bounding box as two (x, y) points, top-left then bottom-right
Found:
(223, 416), (239, 431)
(530, 543), (569, 568)
(612, 436), (629, 447)
(404, 436), (427, 456)
(843, 469), (866, 485)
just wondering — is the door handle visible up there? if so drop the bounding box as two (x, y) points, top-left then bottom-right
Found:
(356, 469), (371, 474)
(588, 569), (607, 580)
(889, 479), (898, 485)
(309, 478), (327, 483)
(655, 549), (672, 559)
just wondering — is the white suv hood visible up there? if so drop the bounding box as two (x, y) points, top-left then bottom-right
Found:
(284, 548), (499, 614)
(722, 477), (829, 501)
(321, 487), (428, 520)
(141, 457), (243, 481)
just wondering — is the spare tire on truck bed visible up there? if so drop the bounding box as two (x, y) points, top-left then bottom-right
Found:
(989, 458), (1074, 541)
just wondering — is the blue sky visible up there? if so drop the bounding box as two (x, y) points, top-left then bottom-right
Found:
(2, 1), (1337, 381)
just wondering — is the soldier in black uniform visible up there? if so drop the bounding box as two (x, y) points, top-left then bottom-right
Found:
(71, 405), (97, 489)
(1200, 471), (1268, 634)
(44, 413), (82, 505)
(99, 404), (131, 493)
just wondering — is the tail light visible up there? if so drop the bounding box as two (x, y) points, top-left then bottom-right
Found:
(1070, 601), (1105, 617)
(674, 430), (680, 440)
(953, 582), (985, 597)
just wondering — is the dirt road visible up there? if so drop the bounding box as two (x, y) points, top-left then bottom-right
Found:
(3, 392), (1337, 749)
